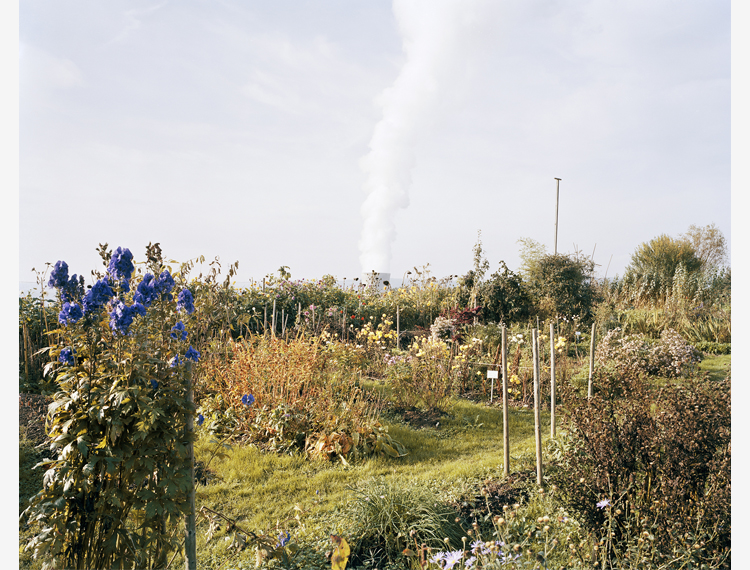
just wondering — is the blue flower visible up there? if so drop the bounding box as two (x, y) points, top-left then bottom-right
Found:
(108, 247), (134, 282)
(109, 300), (138, 335)
(61, 274), (83, 303)
(241, 394), (255, 407)
(59, 302), (83, 325)
(48, 260), (69, 289)
(134, 273), (157, 307)
(155, 270), (175, 297)
(276, 532), (290, 548)
(83, 277), (115, 315)
(597, 498), (610, 509)
(59, 348), (75, 365)
(171, 321), (187, 340)
(177, 289), (195, 314)
(150, 379), (158, 390)
(184, 345), (200, 362)
(197, 414), (204, 426)
(170, 355), (180, 368)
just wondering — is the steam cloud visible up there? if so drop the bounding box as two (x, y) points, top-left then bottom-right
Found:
(358, 0), (489, 275)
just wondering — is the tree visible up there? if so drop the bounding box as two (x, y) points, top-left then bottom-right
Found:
(526, 253), (597, 322)
(680, 223), (728, 271)
(480, 261), (533, 325)
(624, 234), (702, 302)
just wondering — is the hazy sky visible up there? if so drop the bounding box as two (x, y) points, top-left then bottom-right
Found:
(18, 0), (731, 287)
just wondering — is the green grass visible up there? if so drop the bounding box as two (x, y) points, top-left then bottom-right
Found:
(698, 353), (731, 382)
(190, 397), (549, 569)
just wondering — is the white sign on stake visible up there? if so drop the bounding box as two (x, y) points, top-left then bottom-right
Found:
(487, 369), (499, 403)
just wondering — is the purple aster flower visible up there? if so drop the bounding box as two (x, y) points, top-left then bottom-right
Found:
(59, 348), (75, 366)
(197, 413), (204, 426)
(59, 302), (83, 326)
(171, 321), (187, 340)
(108, 247), (134, 282)
(464, 556), (476, 568)
(184, 345), (200, 362)
(48, 261), (69, 289)
(443, 551), (463, 570)
(177, 289), (195, 314)
(429, 552), (446, 566)
(83, 277), (115, 315)
(241, 394), (255, 407)
(276, 532), (290, 548)
(597, 498), (610, 509)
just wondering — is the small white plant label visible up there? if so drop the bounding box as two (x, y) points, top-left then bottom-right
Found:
(487, 370), (499, 379)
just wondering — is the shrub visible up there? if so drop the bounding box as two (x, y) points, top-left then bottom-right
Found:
(550, 373), (730, 566)
(22, 244), (199, 570)
(595, 327), (701, 378)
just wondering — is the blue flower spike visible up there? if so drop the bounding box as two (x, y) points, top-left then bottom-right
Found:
(197, 414), (204, 427)
(241, 394), (255, 407)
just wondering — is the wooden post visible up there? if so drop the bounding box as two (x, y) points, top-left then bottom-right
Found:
(272, 299), (277, 337)
(396, 306), (400, 350)
(549, 323), (556, 438)
(532, 328), (543, 486)
(184, 362), (197, 570)
(281, 309), (285, 337)
(502, 326), (509, 477)
(22, 322), (30, 381)
(263, 304), (267, 334)
(587, 322), (597, 399)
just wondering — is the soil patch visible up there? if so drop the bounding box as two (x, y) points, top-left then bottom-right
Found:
(387, 405), (447, 429)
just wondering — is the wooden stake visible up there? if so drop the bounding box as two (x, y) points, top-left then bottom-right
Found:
(502, 326), (509, 477)
(396, 306), (400, 350)
(184, 362), (197, 570)
(532, 328), (543, 485)
(588, 322), (597, 399)
(272, 299), (276, 337)
(550, 323), (556, 438)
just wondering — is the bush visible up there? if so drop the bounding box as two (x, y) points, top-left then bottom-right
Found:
(22, 244), (200, 570)
(595, 327), (701, 378)
(550, 373), (730, 567)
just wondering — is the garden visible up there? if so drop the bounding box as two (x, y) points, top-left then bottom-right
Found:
(18, 228), (731, 569)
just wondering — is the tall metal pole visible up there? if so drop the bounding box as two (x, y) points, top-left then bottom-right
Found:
(554, 178), (561, 255)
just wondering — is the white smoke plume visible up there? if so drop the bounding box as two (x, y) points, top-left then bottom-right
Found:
(358, 0), (490, 275)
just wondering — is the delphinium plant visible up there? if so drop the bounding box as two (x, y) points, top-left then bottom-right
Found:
(22, 244), (202, 570)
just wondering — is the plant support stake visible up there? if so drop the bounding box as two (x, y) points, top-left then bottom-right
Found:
(550, 323), (556, 438)
(185, 362), (197, 570)
(587, 322), (597, 399)
(502, 326), (510, 477)
(532, 328), (543, 485)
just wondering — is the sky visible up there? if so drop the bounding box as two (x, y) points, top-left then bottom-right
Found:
(17, 0), (732, 289)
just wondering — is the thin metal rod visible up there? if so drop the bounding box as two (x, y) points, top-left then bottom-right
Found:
(554, 178), (561, 255)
